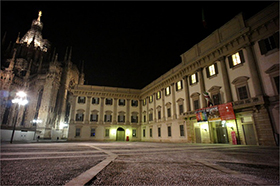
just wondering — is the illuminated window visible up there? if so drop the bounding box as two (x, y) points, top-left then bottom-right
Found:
(165, 86), (171, 96)
(143, 99), (146, 106)
(90, 113), (98, 122)
(207, 63), (218, 78)
(190, 73), (198, 85)
(176, 80), (183, 91)
(232, 52), (241, 66)
(228, 50), (245, 68)
(156, 91), (161, 100)
(149, 95), (153, 103)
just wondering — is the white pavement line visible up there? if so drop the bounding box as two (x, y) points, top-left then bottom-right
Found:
(0, 154), (106, 161)
(64, 145), (118, 186)
(1, 150), (103, 155)
(192, 158), (271, 185)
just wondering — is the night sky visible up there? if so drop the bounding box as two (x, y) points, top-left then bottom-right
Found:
(1, 1), (275, 89)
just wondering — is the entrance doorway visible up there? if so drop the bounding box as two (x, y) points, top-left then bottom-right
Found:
(195, 128), (202, 143)
(116, 127), (125, 141)
(216, 127), (229, 143)
(242, 124), (257, 145)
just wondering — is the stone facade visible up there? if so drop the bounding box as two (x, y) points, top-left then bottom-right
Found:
(1, 12), (82, 141)
(68, 2), (278, 146)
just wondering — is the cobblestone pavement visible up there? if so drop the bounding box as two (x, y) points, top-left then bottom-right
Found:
(1, 142), (279, 186)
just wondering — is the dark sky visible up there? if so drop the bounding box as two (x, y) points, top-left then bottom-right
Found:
(1, 1), (275, 89)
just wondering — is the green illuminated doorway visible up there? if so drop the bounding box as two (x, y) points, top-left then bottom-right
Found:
(116, 127), (125, 141)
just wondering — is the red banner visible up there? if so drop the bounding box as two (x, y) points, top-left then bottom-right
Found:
(218, 103), (236, 120)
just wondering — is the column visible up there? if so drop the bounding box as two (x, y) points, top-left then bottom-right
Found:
(139, 99), (142, 123)
(126, 99), (130, 124)
(161, 88), (166, 121)
(85, 96), (91, 124)
(146, 97), (149, 123)
(219, 56), (233, 102)
(113, 98), (118, 124)
(153, 93), (157, 122)
(171, 83), (177, 119)
(245, 45), (263, 96)
(183, 76), (191, 111)
(99, 97), (105, 124)
(198, 68), (206, 108)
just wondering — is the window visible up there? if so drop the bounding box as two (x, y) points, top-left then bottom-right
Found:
(265, 64), (279, 95)
(131, 100), (138, 107)
(167, 108), (171, 118)
(104, 112), (112, 122)
(119, 99), (125, 106)
(131, 113), (138, 123)
(78, 96), (86, 104)
(92, 97), (99, 104)
(212, 93), (221, 105)
(237, 86), (249, 100)
(118, 113), (125, 123)
(232, 76), (250, 101)
(206, 63), (218, 78)
(149, 113), (153, 121)
(105, 129), (109, 137)
(132, 129), (137, 137)
(176, 80), (183, 91)
(190, 73), (198, 85)
(179, 104), (184, 115)
(150, 128), (153, 137)
(228, 50), (245, 68)
(194, 100), (199, 110)
(180, 125), (185, 137)
(156, 91), (161, 100)
(143, 114), (146, 122)
(90, 113), (98, 122)
(165, 86), (171, 96)
(75, 128), (81, 137)
(258, 32), (279, 55)
(149, 95), (153, 103)
(76, 112), (84, 121)
(90, 128), (96, 137)
(158, 127), (161, 137)
(168, 126), (172, 137)
(158, 110), (161, 120)
(143, 99), (146, 106)
(105, 98), (113, 105)
(143, 129), (146, 137)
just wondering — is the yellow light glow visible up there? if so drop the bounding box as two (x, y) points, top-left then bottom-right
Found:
(232, 52), (241, 66)
(209, 64), (216, 76)
(126, 129), (130, 136)
(110, 129), (116, 135)
(37, 11), (42, 21)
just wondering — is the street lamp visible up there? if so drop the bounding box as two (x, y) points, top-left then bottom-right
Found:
(10, 91), (28, 143)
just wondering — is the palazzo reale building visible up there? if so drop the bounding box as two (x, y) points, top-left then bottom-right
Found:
(1, 3), (279, 146)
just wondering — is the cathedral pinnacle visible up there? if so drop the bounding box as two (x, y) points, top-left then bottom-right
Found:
(37, 11), (42, 22)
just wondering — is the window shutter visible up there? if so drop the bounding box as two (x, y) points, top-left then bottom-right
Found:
(189, 75), (192, 85)
(110, 115), (112, 122)
(206, 66), (210, 78)
(96, 115), (98, 122)
(228, 56), (233, 68)
(239, 50), (245, 63)
(273, 32), (279, 48)
(214, 63), (218, 75)
(258, 40), (267, 55)
(196, 72), (199, 83)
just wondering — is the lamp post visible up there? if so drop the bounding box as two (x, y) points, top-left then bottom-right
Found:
(10, 91), (28, 144)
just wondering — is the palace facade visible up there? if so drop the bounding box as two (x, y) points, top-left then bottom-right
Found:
(68, 2), (279, 146)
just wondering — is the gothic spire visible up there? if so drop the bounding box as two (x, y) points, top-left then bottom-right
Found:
(68, 46), (72, 61)
(16, 32), (20, 44)
(64, 46), (69, 62)
(8, 48), (17, 70)
(37, 11), (42, 22)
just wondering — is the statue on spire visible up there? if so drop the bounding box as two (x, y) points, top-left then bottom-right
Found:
(37, 11), (42, 21)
